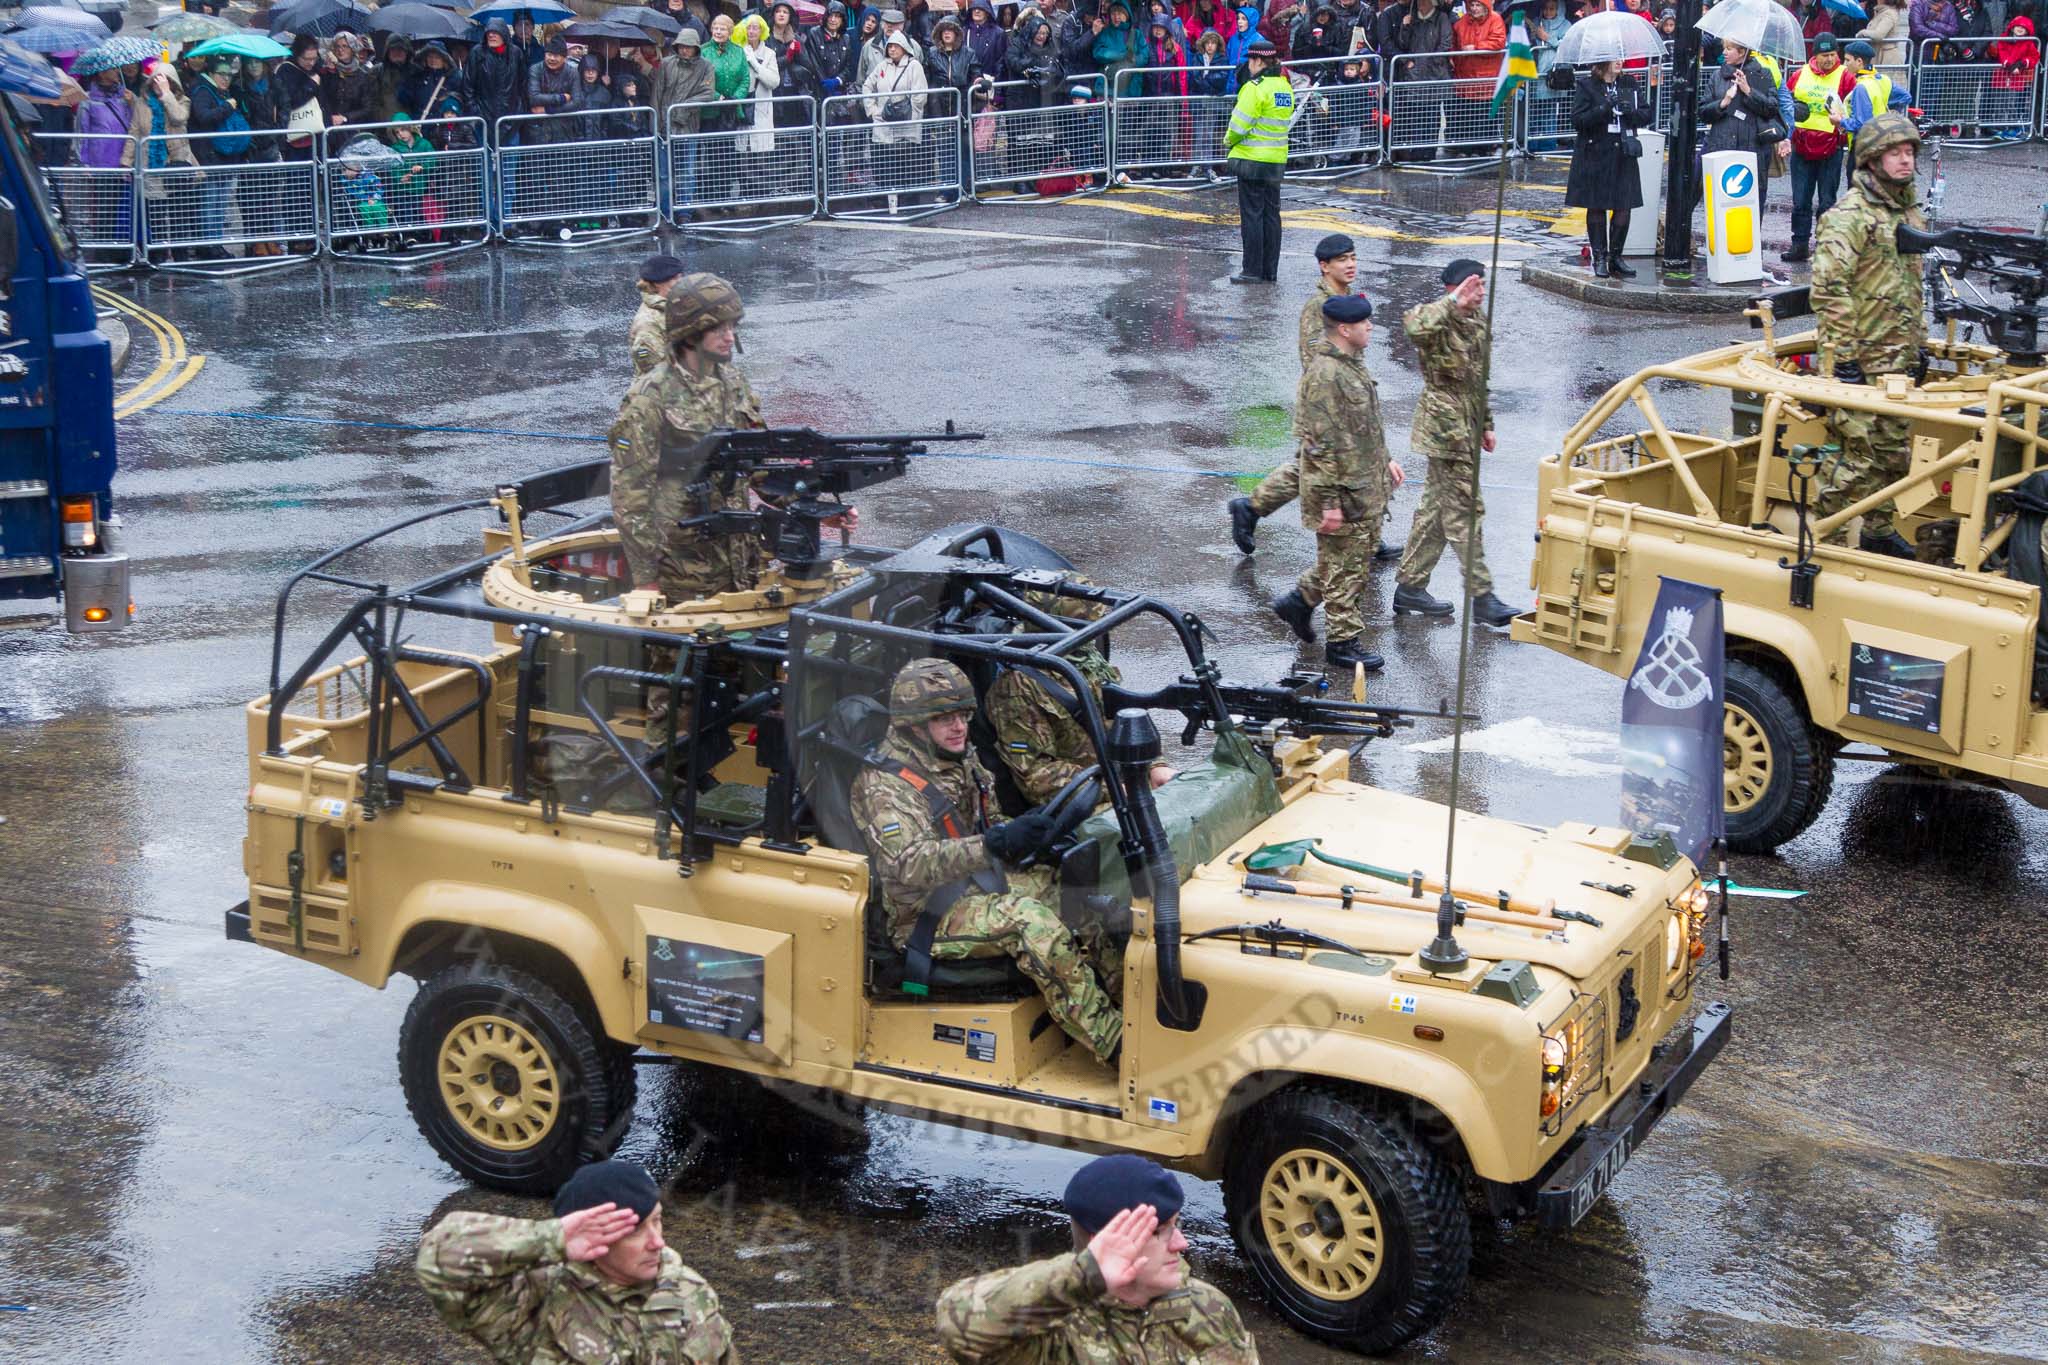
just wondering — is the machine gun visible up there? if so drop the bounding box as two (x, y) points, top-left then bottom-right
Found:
(1107, 667), (1470, 746)
(1895, 222), (2048, 365)
(664, 424), (984, 576)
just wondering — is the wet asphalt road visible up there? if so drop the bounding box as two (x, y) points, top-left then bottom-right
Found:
(5, 149), (2048, 1364)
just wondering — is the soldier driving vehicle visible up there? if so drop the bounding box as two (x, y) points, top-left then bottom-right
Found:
(1514, 182), (2048, 852)
(228, 434), (1731, 1354)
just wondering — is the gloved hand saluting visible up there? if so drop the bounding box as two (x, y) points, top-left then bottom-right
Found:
(984, 808), (1058, 864)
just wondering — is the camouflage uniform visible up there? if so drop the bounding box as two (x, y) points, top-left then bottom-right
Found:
(984, 651), (1117, 806)
(415, 1212), (737, 1365)
(629, 283), (669, 375)
(1295, 337), (1391, 642)
(608, 359), (766, 601)
(1808, 150), (1926, 541)
(1395, 291), (1494, 596)
(1242, 278), (1348, 518)
(935, 1249), (1259, 1363)
(850, 665), (1123, 1063)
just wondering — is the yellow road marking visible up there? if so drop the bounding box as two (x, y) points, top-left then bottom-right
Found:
(1062, 194), (1531, 249)
(95, 285), (206, 418)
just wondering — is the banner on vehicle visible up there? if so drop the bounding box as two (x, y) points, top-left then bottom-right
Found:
(1619, 576), (1725, 869)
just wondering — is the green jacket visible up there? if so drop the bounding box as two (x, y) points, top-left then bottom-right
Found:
(1295, 337), (1389, 530)
(415, 1212), (737, 1365)
(935, 1249), (1259, 1363)
(704, 40), (752, 103)
(1811, 168), (1926, 375)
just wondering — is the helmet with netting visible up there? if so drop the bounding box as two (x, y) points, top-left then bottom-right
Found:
(889, 658), (976, 723)
(1852, 111), (1921, 168)
(664, 273), (745, 345)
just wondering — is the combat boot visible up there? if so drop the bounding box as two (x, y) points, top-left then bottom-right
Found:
(1228, 496), (1259, 554)
(1858, 527), (1916, 559)
(1325, 637), (1385, 672)
(1373, 539), (1403, 562)
(1272, 589), (1317, 643)
(1472, 592), (1521, 627)
(1392, 583), (1455, 616)
(1782, 240), (1811, 263)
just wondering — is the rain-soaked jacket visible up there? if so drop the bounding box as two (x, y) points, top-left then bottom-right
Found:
(964, 3), (1009, 74)
(807, 3), (860, 97)
(1225, 5), (1263, 65)
(926, 20), (980, 97)
(1005, 16), (1065, 105)
(469, 23), (526, 129)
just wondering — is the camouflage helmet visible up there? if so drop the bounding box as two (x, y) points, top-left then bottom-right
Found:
(664, 272), (744, 345)
(1852, 111), (1921, 168)
(888, 658), (976, 724)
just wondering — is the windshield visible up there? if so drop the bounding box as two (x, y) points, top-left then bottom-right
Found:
(0, 96), (81, 266)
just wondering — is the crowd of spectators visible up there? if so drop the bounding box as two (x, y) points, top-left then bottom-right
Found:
(23, 0), (2045, 260)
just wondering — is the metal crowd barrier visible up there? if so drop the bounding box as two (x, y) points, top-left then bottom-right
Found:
(1910, 36), (2040, 145)
(493, 107), (660, 247)
(665, 94), (819, 233)
(35, 133), (135, 271)
(322, 115), (489, 265)
(1282, 54), (1383, 180)
(138, 128), (319, 275)
(969, 76), (1108, 202)
(1109, 66), (1235, 187)
(819, 86), (963, 222)
(1385, 50), (1510, 170)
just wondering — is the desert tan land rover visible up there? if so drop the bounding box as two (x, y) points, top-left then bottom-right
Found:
(229, 442), (1728, 1354)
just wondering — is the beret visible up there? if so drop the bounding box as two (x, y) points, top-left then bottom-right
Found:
(1063, 1154), (1184, 1235)
(639, 253), (686, 284)
(1844, 38), (1874, 57)
(1314, 232), (1356, 261)
(1246, 37), (1278, 54)
(1323, 293), (1373, 323)
(553, 1160), (661, 1222)
(1440, 257), (1484, 286)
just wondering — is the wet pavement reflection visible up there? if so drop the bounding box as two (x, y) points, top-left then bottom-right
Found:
(5, 152), (2048, 1362)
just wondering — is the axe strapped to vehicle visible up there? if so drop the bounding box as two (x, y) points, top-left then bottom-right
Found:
(1238, 874), (1596, 932)
(1242, 838), (1600, 926)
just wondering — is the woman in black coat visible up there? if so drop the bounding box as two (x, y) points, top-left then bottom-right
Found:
(1565, 60), (1652, 279)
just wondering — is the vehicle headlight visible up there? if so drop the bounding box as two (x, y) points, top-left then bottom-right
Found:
(1539, 1027), (1575, 1118)
(1677, 883), (1710, 969)
(1540, 992), (1607, 1130)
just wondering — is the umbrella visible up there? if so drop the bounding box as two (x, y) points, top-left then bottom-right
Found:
(625, 7), (681, 34)
(1819, 0), (1867, 17)
(337, 131), (403, 170)
(6, 7), (110, 41)
(1697, 0), (1805, 61)
(392, 0), (475, 8)
(0, 34), (64, 96)
(1552, 8), (1666, 65)
(3, 20), (110, 53)
(149, 11), (240, 43)
(369, 2), (474, 38)
(70, 33), (159, 73)
(268, 0), (376, 36)
(20, 0), (88, 11)
(188, 30), (294, 57)
(565, 17), (652, 40)
(468, 0), (576, 23)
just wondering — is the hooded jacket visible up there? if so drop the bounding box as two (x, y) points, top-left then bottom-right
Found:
(371, 36), (411, 122)
(807, 3), (859, 95)
(1450, 1), (1505, 91)
(963, 2), (1009, 73)
(1225, 5), (1263, 65)
(1004, 16), (1064, 103)
(401, 43), (469, 121)
(654, 49), (716, 132)
(925, 18), (980, 93)
(1992, 16), (2038, 90)
(469, 21), (526, 125)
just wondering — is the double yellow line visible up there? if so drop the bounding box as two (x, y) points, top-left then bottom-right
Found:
(93, 285), (204, 419)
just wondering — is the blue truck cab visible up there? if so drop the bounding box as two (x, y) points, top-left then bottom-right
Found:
(0, 71), (126, 633)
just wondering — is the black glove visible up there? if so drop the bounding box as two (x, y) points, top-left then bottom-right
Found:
(983, 809), (1058, 864)
(1833, 360), (1867, 384)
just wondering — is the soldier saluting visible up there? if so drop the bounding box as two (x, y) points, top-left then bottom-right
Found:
(936, 1153), (1259, 1362)
(1390, 259), (1520, 628)
(416, 1159), (737, 1363)
(1271, 293), (1405, 673)
(1807, 111), (1927, 558)
(1227, 232), (1401, 567)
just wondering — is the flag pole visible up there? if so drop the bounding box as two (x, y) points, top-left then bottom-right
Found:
(1422, 45), (1524, 974)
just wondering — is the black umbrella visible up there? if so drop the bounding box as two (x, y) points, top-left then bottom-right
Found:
(370, 2), (474, 39)
(268, 0), (376, 37)
(625, 7), (681, 34)
(565, 17), (652, 40)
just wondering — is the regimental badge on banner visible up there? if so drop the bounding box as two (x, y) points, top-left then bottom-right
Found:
(1619, 577), (1725, 869)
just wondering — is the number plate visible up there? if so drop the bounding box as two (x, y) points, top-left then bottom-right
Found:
(1565, 1130), (1635, 1226)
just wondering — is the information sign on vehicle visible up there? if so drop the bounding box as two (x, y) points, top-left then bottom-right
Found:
(645, 936), (766, 1044)
(1845, 642), (1945, 734)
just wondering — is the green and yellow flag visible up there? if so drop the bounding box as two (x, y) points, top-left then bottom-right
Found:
(1490, 14), (1537, 114)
